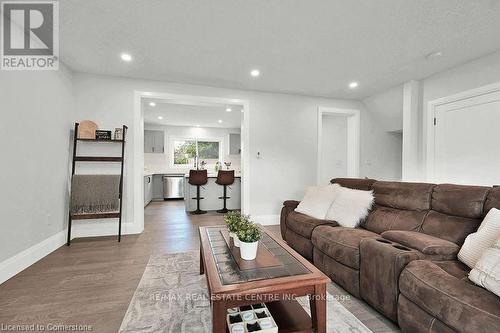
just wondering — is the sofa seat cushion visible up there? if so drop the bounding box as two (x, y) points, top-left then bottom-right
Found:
(381, 230), (459, 257)
(287, 211), (336, 239)
(399, 260), (500, 332)
(311, 226), (379, 269)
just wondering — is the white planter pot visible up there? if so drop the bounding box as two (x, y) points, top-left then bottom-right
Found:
(229, 232), (240, 247)
(239, 240), (258, 260)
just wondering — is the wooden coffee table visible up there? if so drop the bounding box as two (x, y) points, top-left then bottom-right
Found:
(199, 225), (330, 333)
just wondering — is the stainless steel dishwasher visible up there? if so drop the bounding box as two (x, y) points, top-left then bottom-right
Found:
(163, 174), (185, 199)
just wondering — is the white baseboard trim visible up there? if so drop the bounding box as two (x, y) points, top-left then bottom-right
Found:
(253, 214), (280, 226)
(0, 230), (66, 285)
(0, 222), (144, 285)
(71, 222), (142, 239)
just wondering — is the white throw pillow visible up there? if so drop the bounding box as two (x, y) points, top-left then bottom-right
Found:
(325, 185), (374, 228)
(295, 184), (340, 219)
(458, 208), (500, 268)
(469, 237), (500, 297)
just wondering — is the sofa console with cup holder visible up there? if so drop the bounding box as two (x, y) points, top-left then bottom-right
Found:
(280, 178), (500, 332)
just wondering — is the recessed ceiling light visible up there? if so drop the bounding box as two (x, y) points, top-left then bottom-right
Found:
(120, 53), (132, 62)
(426, 51), (443, 60)
(226, 107), (232, 112)
(158, 116), (163, 120)
(250, 69), (260, 77)
(218, 120), (223, 123)
(149, 102), (156, 107)
(349, 81), (359, 89)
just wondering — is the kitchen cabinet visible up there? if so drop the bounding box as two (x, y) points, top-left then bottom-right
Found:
(184, 176), (241, 211)
(144, 175), (153, 206)
(228, 133), (241, 155)
(144, 130), (164, 153)
(152, 175), (164, 199)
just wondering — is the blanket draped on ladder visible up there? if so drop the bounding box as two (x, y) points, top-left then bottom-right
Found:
(71, 175), (120, 214)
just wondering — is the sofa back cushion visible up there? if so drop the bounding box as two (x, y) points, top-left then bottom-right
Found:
(431, 184), (488, 218)
(484, 187), (500, 215)
(420, 184), (490, 245)
(363, 181), (435, 234)
(421, 211), (479, 245)
(373, 181), (435, 210)
(330, 178), (376, 191)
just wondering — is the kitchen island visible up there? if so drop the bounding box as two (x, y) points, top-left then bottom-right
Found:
(184, 173), (241, 212)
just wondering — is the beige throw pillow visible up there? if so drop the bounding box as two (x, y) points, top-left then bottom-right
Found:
(458, 208), (500, 268)
(325, 185), (374, 228)
(469, 237), (500, 297)
(295, 184), (340, 219)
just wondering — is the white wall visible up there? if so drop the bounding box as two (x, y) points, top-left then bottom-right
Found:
(319, 115), (348, 184)
(144, 124), (241, 174)
(361, 86), (404, 181)
(402, 81), (422, 181)
(72, 73), (401, 227)
(362, 85), (404, 132)
(0, 66), (74, 266)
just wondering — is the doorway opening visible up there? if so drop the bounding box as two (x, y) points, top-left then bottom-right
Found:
(133, 92), (250, 233)
(317, 107), (360, 185)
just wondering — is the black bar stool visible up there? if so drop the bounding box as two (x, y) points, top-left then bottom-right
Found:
(216, 170), (235, 213)
(188, 169), (208, 215)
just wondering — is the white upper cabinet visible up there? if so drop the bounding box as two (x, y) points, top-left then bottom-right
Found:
(228, 133), (241, 155)
(144, 130), (165, 154)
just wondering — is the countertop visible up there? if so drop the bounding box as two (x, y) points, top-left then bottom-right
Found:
(144, 172), (185, 177)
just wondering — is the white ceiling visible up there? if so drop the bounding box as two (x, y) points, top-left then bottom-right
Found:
(143, 101), (242, 128)
(60, 1), (500, 99)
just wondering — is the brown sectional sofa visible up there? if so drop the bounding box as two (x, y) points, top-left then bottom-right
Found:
(280, 178), (500, 332)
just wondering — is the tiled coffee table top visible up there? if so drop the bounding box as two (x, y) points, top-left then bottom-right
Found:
(206, 226), (310, 285)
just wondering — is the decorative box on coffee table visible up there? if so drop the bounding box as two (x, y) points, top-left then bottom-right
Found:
(199, 225), (330, 333)
(227, 303), (278, 333)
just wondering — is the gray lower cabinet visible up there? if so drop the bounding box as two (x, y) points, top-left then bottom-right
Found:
(152, 175), (164, 199)
(144, 175), (153, 206)
(144, 130), (165, 153)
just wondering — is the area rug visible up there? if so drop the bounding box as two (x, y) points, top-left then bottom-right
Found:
(119, 252), (371, 333)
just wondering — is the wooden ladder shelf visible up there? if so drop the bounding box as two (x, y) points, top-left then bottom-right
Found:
(67, 122), (128, 246)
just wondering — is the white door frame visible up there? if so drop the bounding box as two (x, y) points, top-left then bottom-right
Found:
(317, 106), (360, 184)
(133, 91), (250, 232)
(425, 81), (500, 182)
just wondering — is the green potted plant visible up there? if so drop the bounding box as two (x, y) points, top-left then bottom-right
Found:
(224, 211), (244, 247)
(237, 220), (262, 260)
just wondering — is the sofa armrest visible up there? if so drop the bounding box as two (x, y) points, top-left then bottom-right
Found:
(280, 200), (300, 240)
(400, 260), (500, 332)
(381, 230), (459, 256)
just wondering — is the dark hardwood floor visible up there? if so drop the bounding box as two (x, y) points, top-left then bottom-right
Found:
(0, 200), (280, 332)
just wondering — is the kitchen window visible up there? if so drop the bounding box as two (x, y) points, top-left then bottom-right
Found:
(171, 138), (222, 167)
